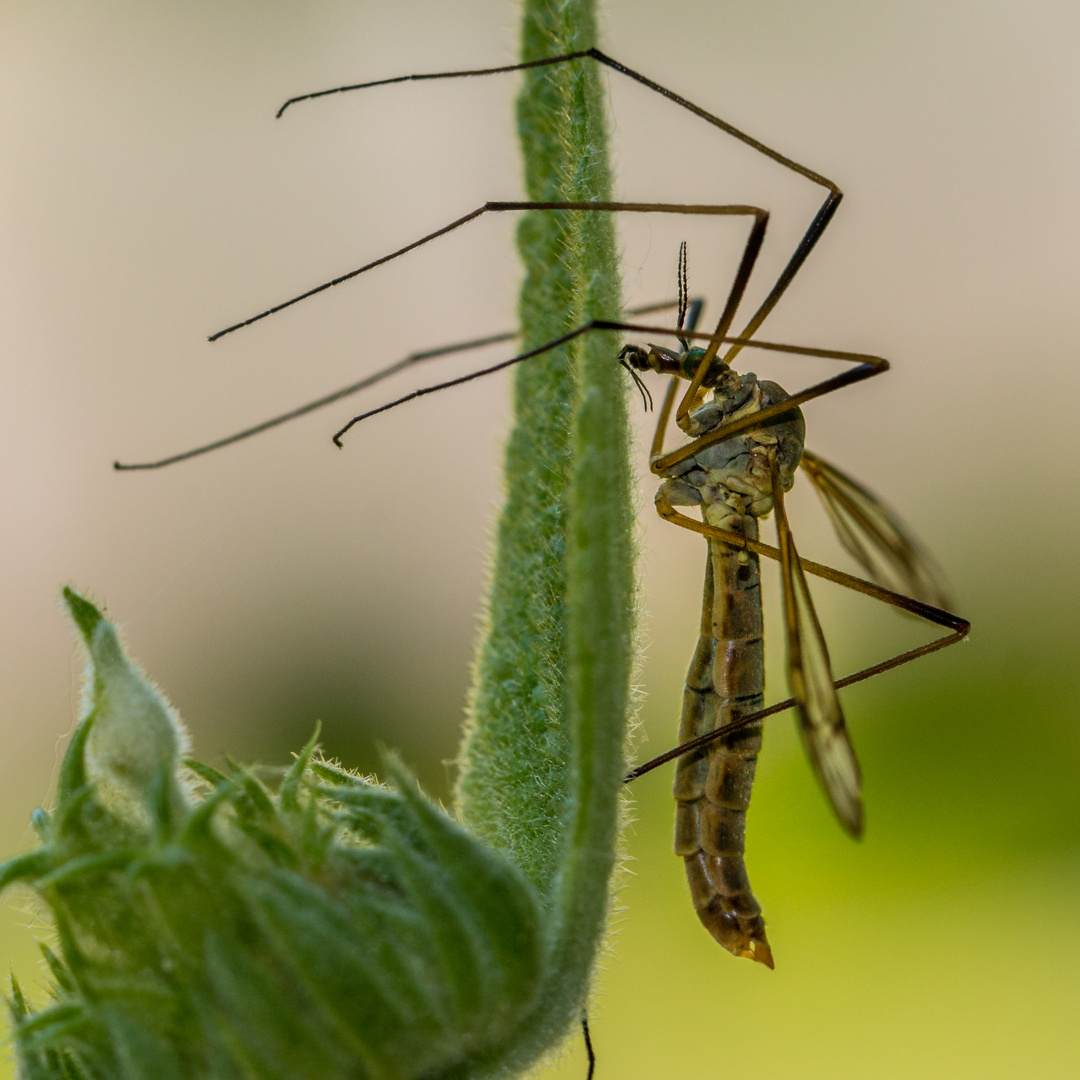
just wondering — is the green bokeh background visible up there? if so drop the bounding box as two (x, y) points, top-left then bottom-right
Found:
(1, 1), (1077, 1076)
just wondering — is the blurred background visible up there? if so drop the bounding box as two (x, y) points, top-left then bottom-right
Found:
(1, 0), (1077, 1075)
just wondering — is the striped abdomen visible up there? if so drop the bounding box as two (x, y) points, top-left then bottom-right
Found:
(672, 524), (772, 968)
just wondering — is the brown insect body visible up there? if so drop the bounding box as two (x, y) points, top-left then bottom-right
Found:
(659, 368), (804, 966)
(676, 533), (770, 964)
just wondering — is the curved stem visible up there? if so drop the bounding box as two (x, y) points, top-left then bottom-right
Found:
(455, 0), (631, 1068)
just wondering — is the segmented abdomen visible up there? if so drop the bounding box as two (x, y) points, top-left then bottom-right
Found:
(672, 525), (773, 968)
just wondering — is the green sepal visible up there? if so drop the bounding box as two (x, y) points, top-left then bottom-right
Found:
(0, 851), (55, 892)
(61, 588), (102, 644)
(9, 974), (30, 1022)
(279, 725), (321, 814)
(55, 716), (93, 811)
(40, 945), (75, 995)
(183, 760), (228, 789)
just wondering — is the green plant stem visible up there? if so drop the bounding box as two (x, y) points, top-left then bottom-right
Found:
(456, 0), (633, 1066)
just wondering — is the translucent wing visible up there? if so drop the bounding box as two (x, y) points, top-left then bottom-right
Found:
(800, 449), (952, 610)
(773, 463), (864, 837)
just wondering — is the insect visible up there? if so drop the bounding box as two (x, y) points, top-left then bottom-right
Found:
(617, 244), (964, 966)
(114, 50), (969, 968)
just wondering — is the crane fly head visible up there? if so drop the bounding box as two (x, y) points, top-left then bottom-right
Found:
(619, 341), (736, 401)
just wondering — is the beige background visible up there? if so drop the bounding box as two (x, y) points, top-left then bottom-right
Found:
(1, 1), (1078, 1076)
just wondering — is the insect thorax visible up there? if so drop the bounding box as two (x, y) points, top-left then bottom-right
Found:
(659, 370), (805, 533)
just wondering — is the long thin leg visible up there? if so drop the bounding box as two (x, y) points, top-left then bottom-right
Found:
(330, 319), (885, 447)
(656, 491), (966, 627)
(209, 200), (766, 343)
(275, 51), (601, 118)
(581, 1013), (596, 1080)
(275, 48), (842, 358)
(649, 377), (681, 460)
(114, 330), (514, 471)
(579, 50), (842, 365)
(624, 492), (969, 783)
(330, 319), (607, 443)
(115, 299), (686, 470)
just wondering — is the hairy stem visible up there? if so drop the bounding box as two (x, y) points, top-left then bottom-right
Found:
(456, 0), (633, 1066)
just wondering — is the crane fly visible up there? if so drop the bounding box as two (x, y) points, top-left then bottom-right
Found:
(616, 244), (960, 965)
(113, 50), (969, 969)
